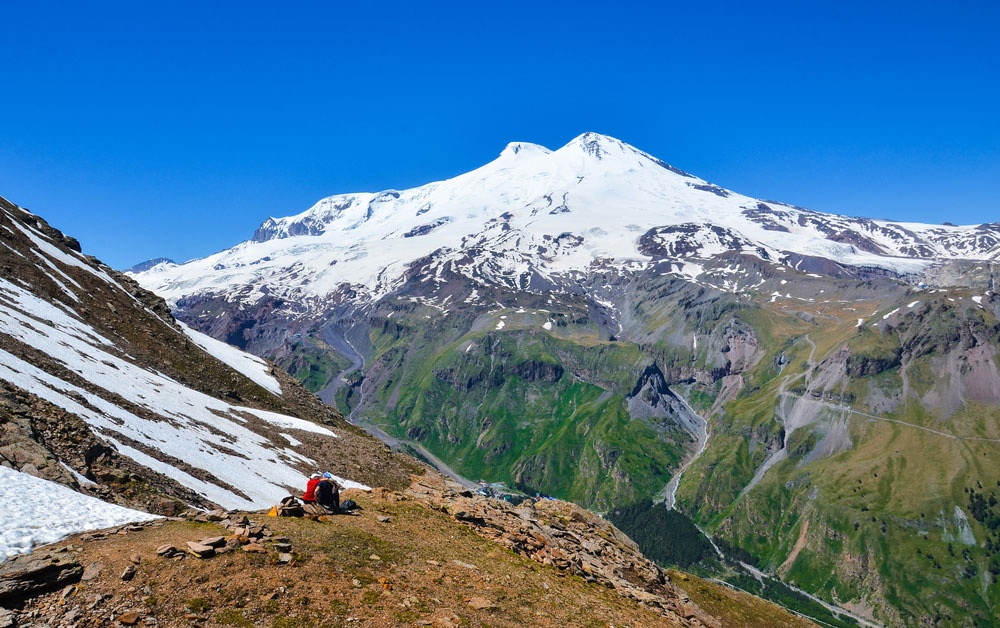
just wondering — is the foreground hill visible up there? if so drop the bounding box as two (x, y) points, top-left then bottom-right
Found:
(1, 474), (814, 627)
(0, 193), (419, 518)
(133, 134), (1000, 625)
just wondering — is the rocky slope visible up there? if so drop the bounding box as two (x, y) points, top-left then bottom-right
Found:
(0, 193), (420, 517)
(1, 474), (814, 627)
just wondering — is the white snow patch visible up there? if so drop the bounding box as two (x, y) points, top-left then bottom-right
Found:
(496, 320), (506, 330)
(0, 466), (159, 561)
(281, 433), (302, 447)
(882, 308), (900, 320)
(857, 318), (865, 327)
(543, 320), (553, 331)
(59, 461), (96, 486)
(180, 323), (282, 395)
(908, 300), (920, 308)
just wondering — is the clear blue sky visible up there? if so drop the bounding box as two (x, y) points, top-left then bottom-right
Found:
(2, 1), (998, 269)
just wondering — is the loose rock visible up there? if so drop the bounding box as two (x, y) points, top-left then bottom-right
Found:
(185, 542), (215, 558)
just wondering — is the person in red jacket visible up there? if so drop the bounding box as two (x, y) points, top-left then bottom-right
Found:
(303, 472), (321, 502)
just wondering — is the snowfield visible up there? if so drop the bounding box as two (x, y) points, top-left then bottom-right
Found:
(0, 272), (339, 510)
(135, 133), (997, 311)
(0, 466), (160, 561)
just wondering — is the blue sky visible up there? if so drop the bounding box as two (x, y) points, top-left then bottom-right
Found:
(1, 1), (998, 269)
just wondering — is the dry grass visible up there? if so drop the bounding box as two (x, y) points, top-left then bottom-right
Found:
(667, 571), (816, 628)
(17, 488), (700, 627)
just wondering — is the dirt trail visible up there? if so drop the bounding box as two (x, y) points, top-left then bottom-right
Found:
(778, 519), (809, 575)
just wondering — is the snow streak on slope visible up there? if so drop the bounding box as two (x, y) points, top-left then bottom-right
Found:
(137, 133), (999, 310)
(0, 466), (160, 561)
(0, 276), (335, 510)
(179, 322), (281, 395)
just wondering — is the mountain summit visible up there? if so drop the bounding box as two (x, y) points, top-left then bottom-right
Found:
(138, 133), (998, 311)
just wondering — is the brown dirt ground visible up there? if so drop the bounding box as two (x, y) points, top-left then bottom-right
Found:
(12, 489), (681, 627)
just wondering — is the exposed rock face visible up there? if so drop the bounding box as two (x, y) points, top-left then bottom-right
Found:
(0, 550), (82, 604)
(404, 475), (719, 627)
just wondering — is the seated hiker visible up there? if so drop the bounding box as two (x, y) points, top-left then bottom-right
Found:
(303, 472), (321, 502)
(315, 472), (341, 512)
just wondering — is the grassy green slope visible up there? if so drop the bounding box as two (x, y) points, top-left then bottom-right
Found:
(357, 302), (690, 511)
(678, 292), (1000, 625)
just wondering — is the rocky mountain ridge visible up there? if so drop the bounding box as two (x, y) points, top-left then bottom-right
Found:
(0, 193), (420, 518)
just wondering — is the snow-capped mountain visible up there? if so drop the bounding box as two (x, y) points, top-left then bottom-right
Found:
(0, 194), (416, 543)
(137, 132), (999, 312)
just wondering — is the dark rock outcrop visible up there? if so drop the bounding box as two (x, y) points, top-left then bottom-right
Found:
(0, 550), (82, 605)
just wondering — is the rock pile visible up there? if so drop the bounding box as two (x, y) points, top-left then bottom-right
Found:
(404, 476), (719, 627)
(153, 512), (297, 564)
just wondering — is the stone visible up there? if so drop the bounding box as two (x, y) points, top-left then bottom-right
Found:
(466, 596), (496, 610)
(277, 553), (294, 564)
(199, 536), (226, 548)
(376, 515), (391, 523)
(120, 565), (136, 581)
(0, 551), (83, 604)
(156, 544), (177, 556)
(129, 554), (142, 565)
(0, 608), (17, 628)
(272, 542), (292, 553)
(81, 561), (103, 581)
(118, 610), (141, 625)
(242, 543), (267, 554)
(185, 542), (215, 558)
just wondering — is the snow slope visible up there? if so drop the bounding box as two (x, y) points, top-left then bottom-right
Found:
(0, 199), (378, 516)
(136, 133), (999, 309)
(0, 465), (160, 561)
(179, 322), (282, 395)
(0, 274), (335, 510)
